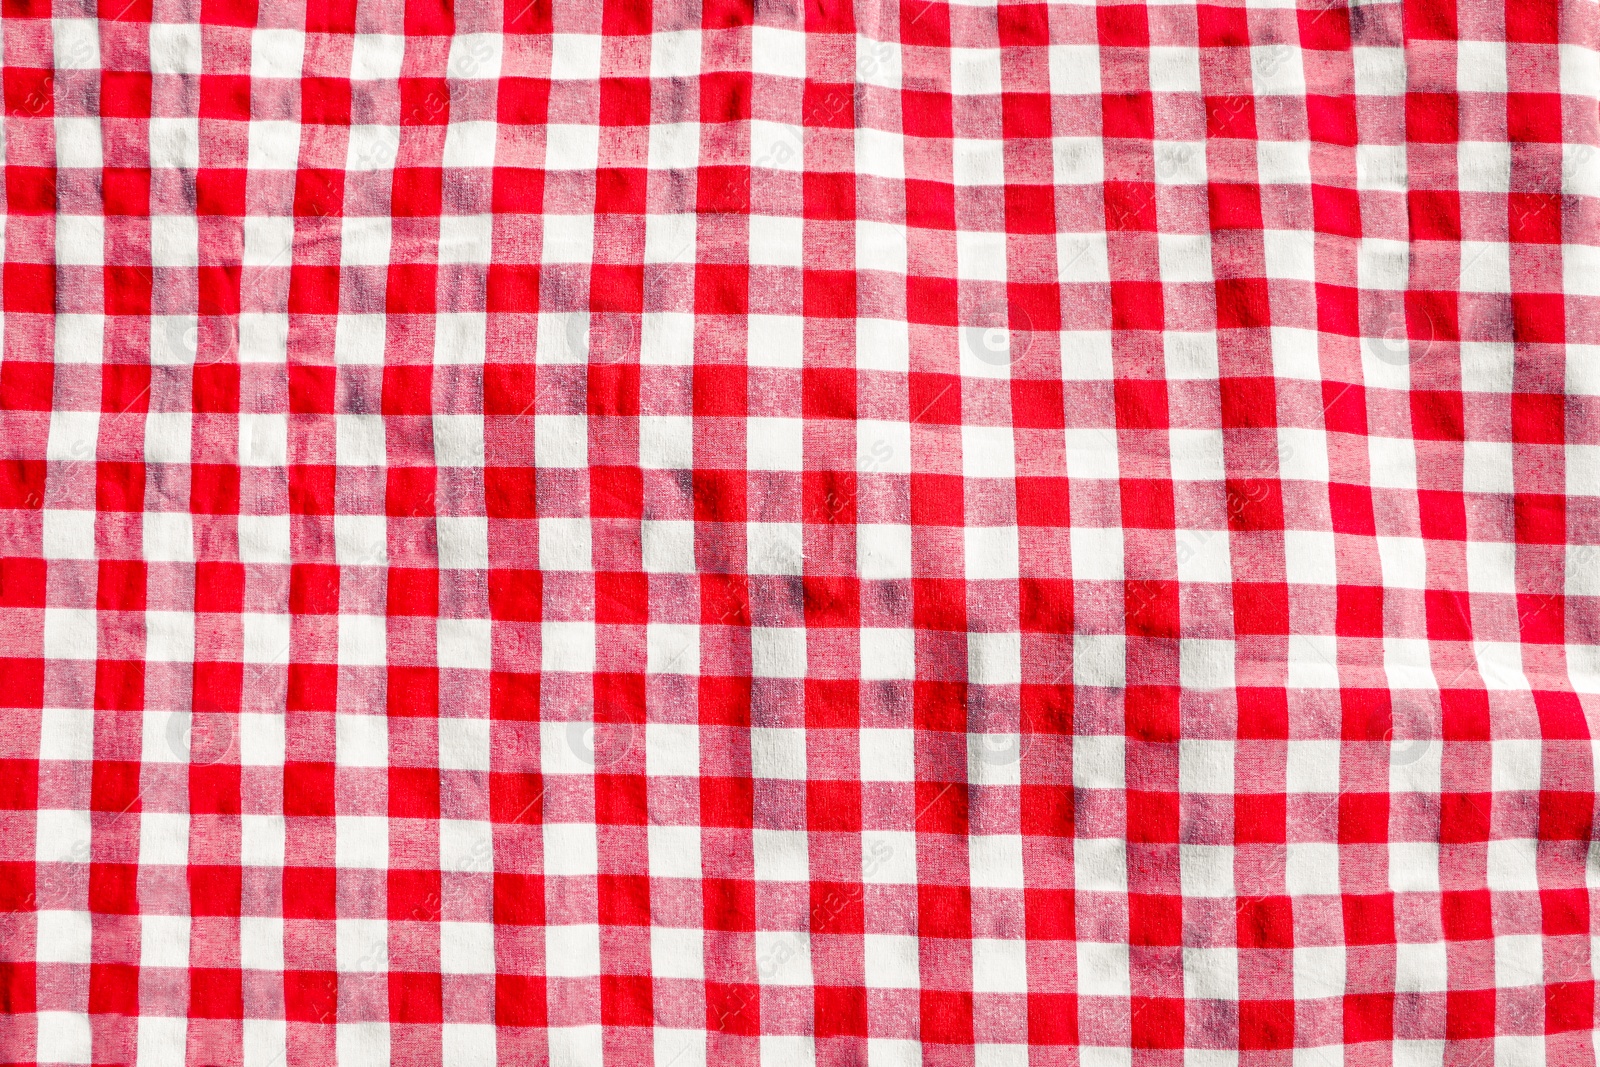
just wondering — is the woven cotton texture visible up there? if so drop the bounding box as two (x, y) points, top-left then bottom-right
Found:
(2, 0), (1599, 1064)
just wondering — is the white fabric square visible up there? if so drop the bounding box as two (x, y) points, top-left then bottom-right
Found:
(748, 523), (804, 576)
(1286, 843), (1340, 897)
(972, 939), (1028, 993)
(55, 314), (103, 361)
(953, 139), (1004, 185)
(351, 34), (405, 80)
(749, 215), (803, 267)
(858, 524), (913, 579)
(241, 814), (287, 867)
(860, 728), (915, 782)
(549, 34), (601, 80)
(753, 829), (810, 883)
(751, 727), (807, 780)
(542, 622), (596, 673)
(642, 520), (697, 574)
(442, 122), (497, 168)
(334, 515), (388, 567)
(545, 925), (602, 979)
(338, 614), (388, 666)
(1495, 934), (1544, 988)
(752, 27), (806, 78)
(37, 1012), (92, 1065)
(863, 935), (920, 988)
(539, 517), (592, 572)
(636, 415), (694, 470)
(44, 608), (96, 660)
(1074, 734), (1125, 790)
(648, 825), (703, 880)
(860, 628), (915, 681)
(546, 124), (600, 171)
(1487, 838), (1540, 891)
(541, 214), (593, 264)
(752, 627), (806, 678)
(1294, 946), (1346, 1000)
(857, 318), (910, 372)
(650, 122), (702, 170)
(1179, 845), (1234, 899)
(1148, 46), (1199, 92)
(968, 631), (1021, 686)
(440, 819), (492, 875)
(535, 415), (588, 467)
(40, 707), (94, 762)
(440, 922), (496, 974)
(37, 910), (94, 964)
(862, 832), (917, 884)
(1051, 45), (1101, 94)
(141, 914), (191, 968)
(1074, 633), (1126, 688)
(1395, 942), (1448, 993)
(651, 30), (702, 78)
(749, 315), (804, 367)
(858, 420), (911, 475)
(755, 932), (813, 987)
(447, 33), (502, 80)
(856, 128), (905, 180)
(241, 917), (285, 971)
(651, 929), (705, 981)
(964, 525), (1019, 581)
(647, 623), (700, 675)
(969, 834), (1025, 889)
(436, 517), (489, 570)
(751, 121), (803, 172)
(438, 717), (491, 771)
(950, 48), (1002, 95)
(1077, 941), (1131, 996)
(1184, 946), (1239, 1000)
(956, 230), (1008, 282)
(646, 724), (699, 778)
(1389, 842), (1441, 893)
(336, 817), (388, 869)
(857, 220), (908, 275)
(240, 714), (287, 767)
(150, 24), (202, 74)
(240, 313), (289, 362)
(44, 511), (96, 561)
(543, 823), (598, 877)
(336, 713), (388, 768)
(747, 417), (803, 471)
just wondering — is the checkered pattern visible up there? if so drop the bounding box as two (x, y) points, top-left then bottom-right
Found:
(1, 0), (1597, 1063)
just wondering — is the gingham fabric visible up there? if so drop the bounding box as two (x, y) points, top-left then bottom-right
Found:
(2, 0), (1599, 1064)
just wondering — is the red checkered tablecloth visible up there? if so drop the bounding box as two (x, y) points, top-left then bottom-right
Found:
(2, 0), (1598, 1064)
